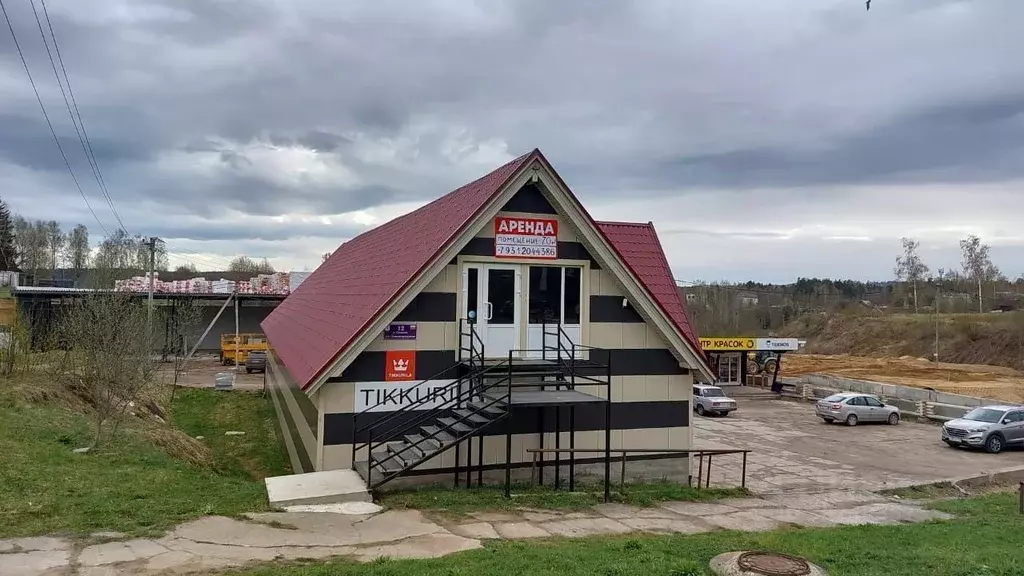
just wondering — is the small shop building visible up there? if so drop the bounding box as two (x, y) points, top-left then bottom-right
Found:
(261, 149), (715, 492)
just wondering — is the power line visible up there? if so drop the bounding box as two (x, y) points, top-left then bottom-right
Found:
(31, 0), (127, 234)
(163, 244), (237, 270)
(0, 0), (110, 236)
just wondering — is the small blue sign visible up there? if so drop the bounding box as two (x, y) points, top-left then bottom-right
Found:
(384, 323), (417, 340)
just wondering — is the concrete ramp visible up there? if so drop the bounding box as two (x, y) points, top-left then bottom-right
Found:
(266, 469), (372, 508)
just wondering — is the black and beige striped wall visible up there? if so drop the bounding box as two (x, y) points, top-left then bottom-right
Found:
(266, 350), (319, 474)
(310, 185), (694, 473)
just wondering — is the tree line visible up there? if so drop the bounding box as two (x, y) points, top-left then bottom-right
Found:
(0, 199), (276, 283)
(685, 234), (1021, 335)
(893, 234), (1008, 313)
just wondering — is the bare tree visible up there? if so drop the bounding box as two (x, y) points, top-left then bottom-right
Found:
(894, 237), (929, 313)
(93, 231), (169, 276)
(174, 262), (198, 274)
(164, 298), (204, 406)
(46, 220), (65, 272)
(64, 224), (90, 278)
(58, 290), (159, 448)
(229, 255), (275, 274)
(13, 218), (49, 277)
(959, 234), (1000, 313)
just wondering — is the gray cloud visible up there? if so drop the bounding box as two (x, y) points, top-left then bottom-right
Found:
(2, 0), (1023, 279)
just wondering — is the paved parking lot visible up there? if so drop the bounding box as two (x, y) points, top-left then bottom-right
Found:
(695, 397), (1024, 494)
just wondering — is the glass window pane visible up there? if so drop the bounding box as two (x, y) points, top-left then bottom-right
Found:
(487, 269), (516, 325)
(564, 267), (581, 324)
(528, 266), (561, 324)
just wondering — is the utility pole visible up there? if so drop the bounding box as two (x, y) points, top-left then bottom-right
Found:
(144, 236), (160, 331)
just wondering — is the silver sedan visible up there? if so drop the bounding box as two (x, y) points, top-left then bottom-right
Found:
(815, 392), (900, 426)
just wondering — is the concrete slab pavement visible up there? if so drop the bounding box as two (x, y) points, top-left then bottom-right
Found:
(694, 398), (1024, 493)
(0, 490), (955, 575)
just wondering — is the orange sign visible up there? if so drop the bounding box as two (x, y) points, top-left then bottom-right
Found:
(385, 350), (416, 382)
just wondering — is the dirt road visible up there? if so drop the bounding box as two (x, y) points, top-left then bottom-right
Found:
(160, 355), (266, 391)
(782, 353), (1024, 403)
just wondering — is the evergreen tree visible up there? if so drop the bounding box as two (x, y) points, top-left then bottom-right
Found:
(0, 199), (19, 271)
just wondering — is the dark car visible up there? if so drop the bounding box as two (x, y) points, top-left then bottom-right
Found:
(245, 351), (267, 374)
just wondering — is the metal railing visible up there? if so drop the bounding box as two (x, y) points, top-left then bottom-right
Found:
(525, 448), (752, 494)
(367, 365), (514, 488)
(352, 321), (485, 470)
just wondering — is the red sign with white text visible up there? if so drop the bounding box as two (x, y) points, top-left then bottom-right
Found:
(493, 217), (558, 259)
(385, 350), (416, 382)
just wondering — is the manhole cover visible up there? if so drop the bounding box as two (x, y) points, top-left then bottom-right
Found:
(736, 551), (811, 576)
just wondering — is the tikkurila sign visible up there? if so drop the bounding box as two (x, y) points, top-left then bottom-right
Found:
(494, 216), (558, 259)
(355, 380), (459, 412)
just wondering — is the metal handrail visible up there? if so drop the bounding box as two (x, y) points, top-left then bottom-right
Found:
(354, 364), (460, 434)
(363, 322), (494, 472)
(357, 362), (504, 451)
(357, 321), (483, 439)
(525, 447), (752, 490)
(369, 381), (512, 479)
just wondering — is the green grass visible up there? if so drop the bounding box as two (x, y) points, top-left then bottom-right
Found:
(226, 492), (1024, 576)
(0, 385), (289, 538)
(170, 388), (291, 480)
(381, 481), (748, 516)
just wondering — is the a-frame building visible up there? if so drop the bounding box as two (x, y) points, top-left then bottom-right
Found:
(262, 149), (712, 492)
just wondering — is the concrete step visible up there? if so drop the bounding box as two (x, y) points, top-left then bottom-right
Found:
(265, 469), (370, 508)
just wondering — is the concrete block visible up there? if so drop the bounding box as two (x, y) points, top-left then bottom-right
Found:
(265, 470), (371, 507)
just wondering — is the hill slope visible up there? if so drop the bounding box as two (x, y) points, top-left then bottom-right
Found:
(779, 311), (1024, 371)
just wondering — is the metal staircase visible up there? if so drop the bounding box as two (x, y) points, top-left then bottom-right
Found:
(352, 320), (612, 493)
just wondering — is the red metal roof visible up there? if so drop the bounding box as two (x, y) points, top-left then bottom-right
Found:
(263, 149), (708, 389)
(595, 221), (705, 357)
(261, 151), (534, 389)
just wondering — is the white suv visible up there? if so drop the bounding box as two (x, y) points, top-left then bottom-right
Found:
(693, 384), (737, 417)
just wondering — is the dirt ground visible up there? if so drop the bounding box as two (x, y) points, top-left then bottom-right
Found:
(161, 355), (267, 391)
(782, 353), (1024, 404)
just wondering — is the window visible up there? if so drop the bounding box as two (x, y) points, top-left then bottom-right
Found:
(564, 267), (582, 324)
(527, 266), (583, 325)
(847, 396), (866, 406)
(964, 408), (1006, 423)
(528, 266), (561, 323)
(864, 397), (884, 407)
(693, 387), (700, 397)
(1004, 412), (1024, 423)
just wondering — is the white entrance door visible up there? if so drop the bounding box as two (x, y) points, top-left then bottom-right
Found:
(462, 264), (522, 359)
(525, 265), (583, 359)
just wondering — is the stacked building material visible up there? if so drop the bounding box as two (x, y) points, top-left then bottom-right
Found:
(113, 271), (301, 295)
(211, 279), (236, 294)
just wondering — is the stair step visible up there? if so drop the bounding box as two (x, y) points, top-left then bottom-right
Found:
(468, 400), (506, 415)
(454, 408), (493, 424)
(388, 440), (424, 462)
(371, 450), (405, 473)
(437, 417), (474, 433)
(404, 433), (441, 452)
(420, 425), (456, 445)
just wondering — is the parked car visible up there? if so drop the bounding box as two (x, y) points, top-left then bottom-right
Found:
(815, 392), (900, 426)
(693, 384), (737, 417)
(245, 351), (267, 374)
(942, 405), (1024, 454)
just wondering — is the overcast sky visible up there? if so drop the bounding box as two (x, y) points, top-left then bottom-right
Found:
(2, 0), (1023, 283)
